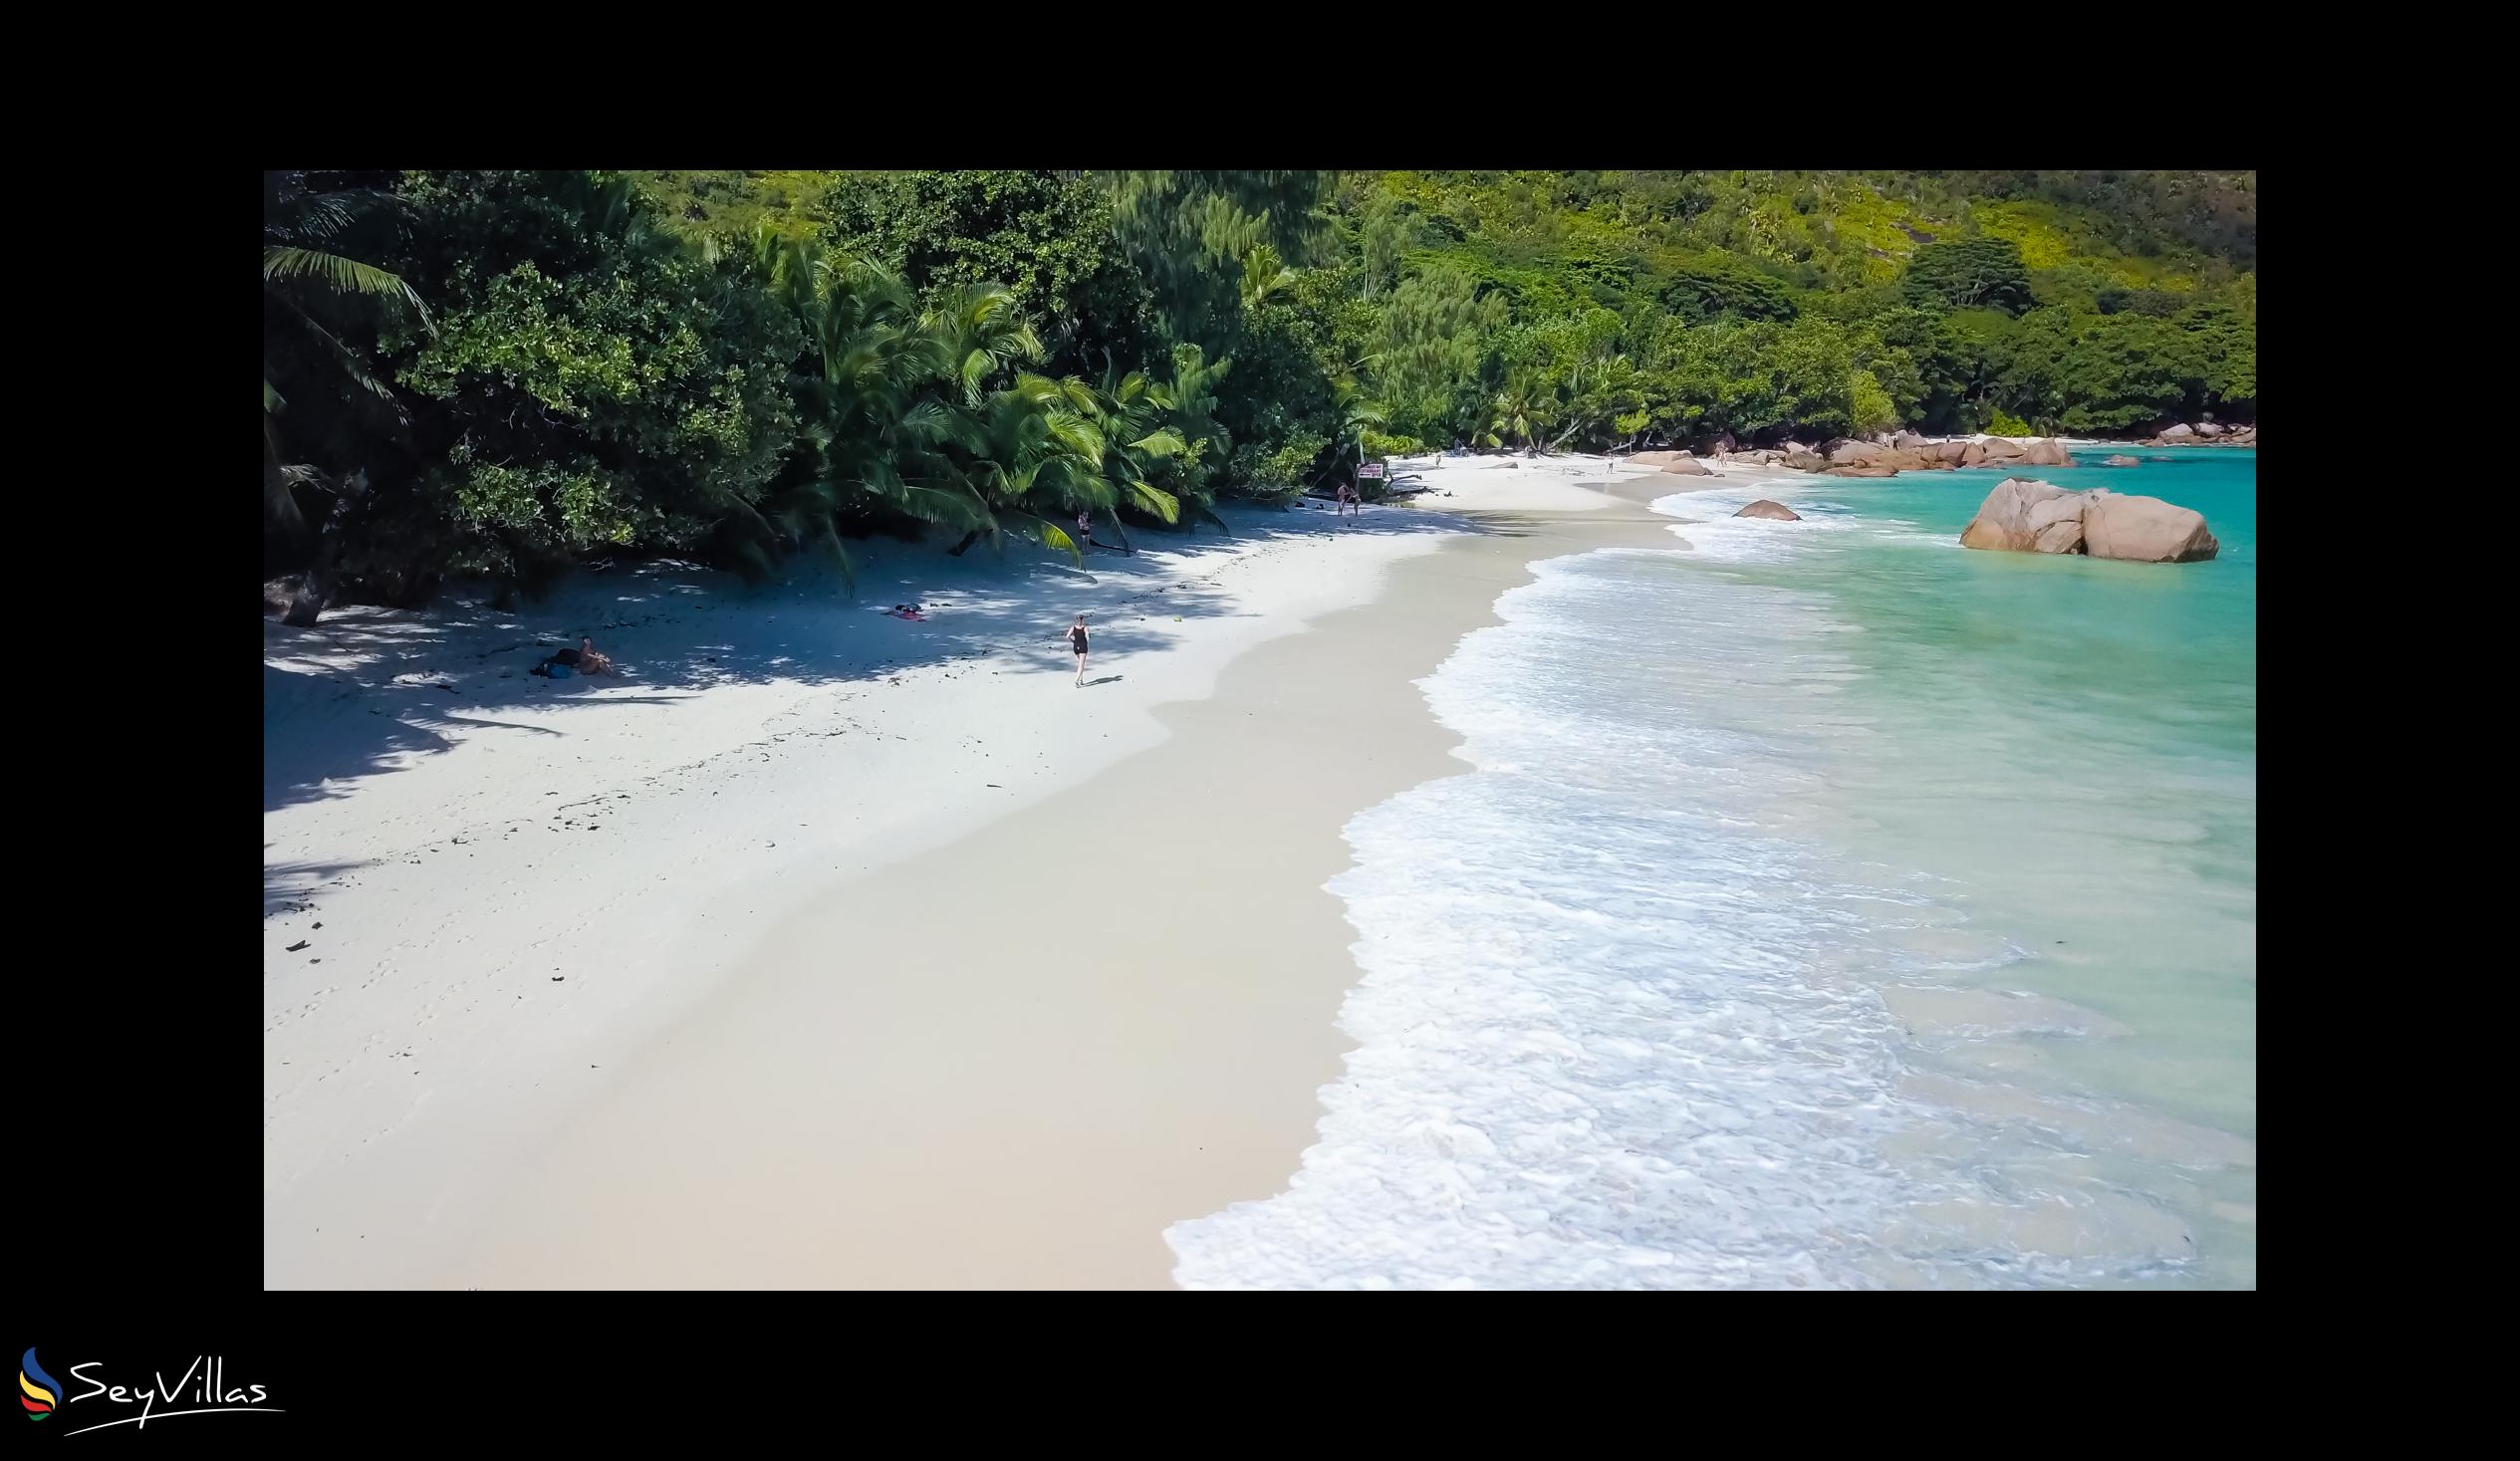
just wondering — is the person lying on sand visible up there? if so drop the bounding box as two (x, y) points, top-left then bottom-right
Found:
(533, 636), (613, 678)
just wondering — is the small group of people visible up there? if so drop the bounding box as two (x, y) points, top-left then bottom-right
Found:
(531, 636), (614, 679)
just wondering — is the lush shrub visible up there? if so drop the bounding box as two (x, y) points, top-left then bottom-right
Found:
(1849, 370), (1898, 435)
(1252, 430), (1330, 488)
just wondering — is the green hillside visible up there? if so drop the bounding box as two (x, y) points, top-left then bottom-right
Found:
(262, 168), (2255, 614)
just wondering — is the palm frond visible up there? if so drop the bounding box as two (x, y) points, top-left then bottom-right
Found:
(895, 396), (964, 446)
(1045, 413), (1106, 462)
(1126, 482), (1181, 525)
(277, 295), (405, 409)
(263, 247), (429, 325)
(890, 482), (1000, 533)
(1029, 517), (1084, 566)
(958, 348), (997, 405)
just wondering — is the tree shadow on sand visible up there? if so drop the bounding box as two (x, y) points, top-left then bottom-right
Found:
(264, 506), (1491, 815)
(265, 851), (378, 917)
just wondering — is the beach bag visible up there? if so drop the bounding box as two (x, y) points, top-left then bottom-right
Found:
(548, 662), (573, 679)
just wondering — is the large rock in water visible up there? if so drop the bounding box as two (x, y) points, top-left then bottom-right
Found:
(1979, 436), (2028, 460)
(2103, 454), (2142, 467)
(1959, 478), (2218, 563)
(2195, 421), (2225, 438)
(1959, 477), (2084, 553)
(1736, 499), (1802, 520)
(1782, 450), (1830, 472)
(2082, 488), (2219, 562)
(1958, 441), (1990, 467)
(1827, 464), (1898, 477)
(2019, 437), (2073, 466)
(1826, 439), (1874, 466)
(2157, 422), (2196, 441)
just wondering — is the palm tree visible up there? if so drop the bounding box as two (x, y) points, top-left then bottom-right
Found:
(1328, 374), (1389, 486)
(740, 240), (1003, 582)
(1490, 375), (1548, 454)
(1238, 244), (1297, 314)
(1547, 354), (1644, 452)
(924, 281), (1046, 408)
(263, 170), (430, 621)
(947, 373), (1110, 562)
(1135, 345), (1235, 535)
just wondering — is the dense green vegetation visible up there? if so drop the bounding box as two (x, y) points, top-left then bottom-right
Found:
(264, 169), (2255, 617)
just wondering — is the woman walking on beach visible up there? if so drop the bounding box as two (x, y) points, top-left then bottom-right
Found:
(1067, 613), (1091, 686)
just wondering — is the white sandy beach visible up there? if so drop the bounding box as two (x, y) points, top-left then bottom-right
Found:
(264, 454), (1740, 1289)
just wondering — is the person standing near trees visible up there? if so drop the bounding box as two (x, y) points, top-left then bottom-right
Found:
(1067, 613), (1091, 687)
(1075, 508), (1130, 556)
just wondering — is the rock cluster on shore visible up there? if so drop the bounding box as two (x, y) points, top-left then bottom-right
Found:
(2146, 420), (2257, 447)
(1711, 432), (2078, 478)
(1628, 421), (2251, 481)
(1626, 450), (1714, 476)
(1959, 477), (2218, 563)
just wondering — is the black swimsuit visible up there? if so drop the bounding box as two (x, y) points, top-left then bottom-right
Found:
(1070, 628), (1088, 654)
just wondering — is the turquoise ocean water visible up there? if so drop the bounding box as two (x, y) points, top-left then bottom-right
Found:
(1170, 449), (2255, 1290)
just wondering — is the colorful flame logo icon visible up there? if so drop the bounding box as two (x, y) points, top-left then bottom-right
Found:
(20, 1348), (60, 1422)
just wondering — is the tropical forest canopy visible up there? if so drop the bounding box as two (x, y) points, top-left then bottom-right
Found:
(264, 169), (2256, 614)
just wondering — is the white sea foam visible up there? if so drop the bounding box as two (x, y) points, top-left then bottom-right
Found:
(1166, 500), (2235, 1289)
(1166, 553), (1921, 1287)
(1650, 487), (1925, 565)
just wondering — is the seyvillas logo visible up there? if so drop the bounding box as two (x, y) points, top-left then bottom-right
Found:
(19, 1348), (281, 1436)
(21, 1349), (60, 1421)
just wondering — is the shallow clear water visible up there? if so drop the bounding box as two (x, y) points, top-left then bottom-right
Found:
(1167, 449), (2256, 1290)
